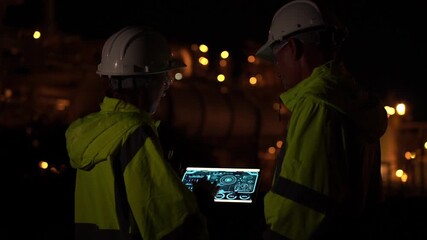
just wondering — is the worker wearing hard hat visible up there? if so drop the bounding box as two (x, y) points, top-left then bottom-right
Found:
(65, 26), (215, 240)
(256, 0), (388, 239)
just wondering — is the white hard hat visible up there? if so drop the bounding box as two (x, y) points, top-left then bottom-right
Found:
(97, 26), (186, 77)
(256, 0), (331, 61)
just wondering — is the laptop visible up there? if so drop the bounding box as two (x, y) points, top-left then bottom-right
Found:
(181, 167), (261, 203)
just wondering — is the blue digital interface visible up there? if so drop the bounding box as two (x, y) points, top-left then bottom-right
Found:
(181, 167), (261, 203)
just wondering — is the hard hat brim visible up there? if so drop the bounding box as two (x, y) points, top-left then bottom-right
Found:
(97, 59), (186, 77)
(255, 40), (275, 62)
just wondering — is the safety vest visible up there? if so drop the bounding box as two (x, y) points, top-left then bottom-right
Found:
(66, 97), (208, 240)
(263, 62), (386, 239)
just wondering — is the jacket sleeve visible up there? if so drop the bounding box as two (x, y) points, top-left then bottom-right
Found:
(264, 96), (350, 239)
(118, 125), (209, 240)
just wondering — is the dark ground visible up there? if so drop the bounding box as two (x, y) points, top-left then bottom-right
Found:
(2, 125), (427, 240)
(6, 177), (427, 240)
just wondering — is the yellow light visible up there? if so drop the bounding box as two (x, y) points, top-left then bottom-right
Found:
(401, 173), (408, 182)
(395, 169), (404, 177)
(396, 103), (406, 115)
(39, 161), (48, 169)
(247, 55), (256, 63)
(220, 51), (229, 59)
(199, 44), (208, 53)
(404, 151), (412, 160)
(33, 30), (41, 39)
(174, 72), (183, 81)
(268, 147), (276, 154)
(403, 151), (416, 160)
(424, 141), (427, 150)
(249, 77), (257, 85)
(276, 140), (283, 148)
(198, 57), (209, 65)
(217, 74), (225, 82)
(384, 106), (395, 116)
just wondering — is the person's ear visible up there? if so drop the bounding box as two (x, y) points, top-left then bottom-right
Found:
(288, 38), (304, 60)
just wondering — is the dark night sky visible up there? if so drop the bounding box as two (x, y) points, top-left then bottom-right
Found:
(3, 0), (426, 120)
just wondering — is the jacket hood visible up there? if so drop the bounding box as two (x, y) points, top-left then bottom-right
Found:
(65, 97), (157, 170)
(281, 61), (388, 142)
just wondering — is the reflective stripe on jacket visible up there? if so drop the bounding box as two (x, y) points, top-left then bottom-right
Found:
(264, 62), (387, 239)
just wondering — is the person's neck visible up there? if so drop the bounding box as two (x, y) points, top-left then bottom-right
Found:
(302, 52), (333, 79)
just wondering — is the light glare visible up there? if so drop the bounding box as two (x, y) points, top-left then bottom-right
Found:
(199, 44), (208, 53)
(220, 51), (229, 59)
(174, 72), (183, 81)
(217, 74), (225, 82)
(247, 55), (255, 63)
(33, 30), (41, 39)
(395, 169), (404, 178)
(249, 77), (257, 85)
(384, 106), (395, 116)
(39, 161), (48, 169)
(396, 103), (406, 115)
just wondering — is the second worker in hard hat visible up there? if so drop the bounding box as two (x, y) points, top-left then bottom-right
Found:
(256, 0), (388, 239)
(65, 26), (217, 240)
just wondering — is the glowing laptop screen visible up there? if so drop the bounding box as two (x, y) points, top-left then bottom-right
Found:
(181, 167), (261, 203)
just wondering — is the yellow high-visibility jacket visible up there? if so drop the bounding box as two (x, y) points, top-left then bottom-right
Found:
(65, 97), (208, 240)
(264, 62), (388, 239)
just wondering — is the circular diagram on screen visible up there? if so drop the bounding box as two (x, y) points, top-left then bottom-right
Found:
(219, 175), (237, 185)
